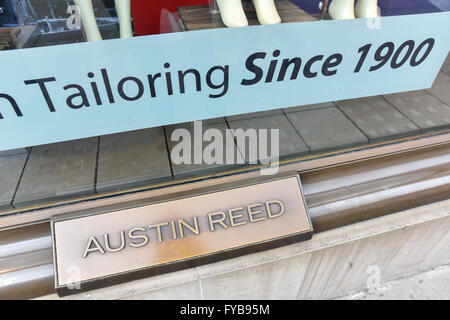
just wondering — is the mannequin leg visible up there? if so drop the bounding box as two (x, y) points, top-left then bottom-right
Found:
(115, 0), (133, 38)
(74, 0), (102, 41)
(252, 0), (281, 25)
(329, 0), (355, 20)
(355, 0), (379, 18)
(216, 0), (248, 28)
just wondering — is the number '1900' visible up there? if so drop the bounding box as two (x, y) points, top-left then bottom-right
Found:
(354, 38), (435, 73)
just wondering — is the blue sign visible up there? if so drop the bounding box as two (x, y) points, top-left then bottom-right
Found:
(0, 12), (449, 151)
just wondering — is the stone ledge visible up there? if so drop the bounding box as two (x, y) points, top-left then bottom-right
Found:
(37, 199), (450, 300)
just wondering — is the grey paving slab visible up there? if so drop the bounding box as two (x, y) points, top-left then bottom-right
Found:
(13, 138), (97, 208)
(226, 109), (282, 122)
(337, 96), (420, 141)
(286, 107), (368, 153)
(384, 89), (450, 132)
(166, 119), (245, 178)
(0, 148), (28, 157)
(283, 102), (336, 113)
(179, 117), (226, 125)
(0, 153), (27, 211)
(441, 53), (450, 76)
(96, 128), (172, 193)
(228, 114), (309, 162)
(426, 72), (450, 106)
(201, 117), (227, 125)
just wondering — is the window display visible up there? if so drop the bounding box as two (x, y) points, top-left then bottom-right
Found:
(0, 0), (448, 234)
(74, 0), (132, 41)
(217, 0), (281, 27)
(328, 0), (379, 19)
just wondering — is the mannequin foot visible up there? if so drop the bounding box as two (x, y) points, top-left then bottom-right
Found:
(252, 0), (281, 25)
(217, 0), (248, 28)
(355, 0), (379, 18)
(329, 0), (355, 20)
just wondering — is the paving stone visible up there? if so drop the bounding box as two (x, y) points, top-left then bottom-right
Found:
(441, 53), (450, 76)
(226, 109), (282, 122)
(13, 138), (97, 208)
(337, 96), (419, 141)
(228, 114), (309, 162)
(203, 117), (229, 125)
(283, 102), (336, 113)
(286, 107), (368, 153)
(384, 89), (450, 131)
(0, 148), (28, 157)
(166, 119), (244, 178)
(0, 153), (27, 211)
(180, 117), (226, 125)
(426, 72), (450, 106)
(96, 128), (172, 193)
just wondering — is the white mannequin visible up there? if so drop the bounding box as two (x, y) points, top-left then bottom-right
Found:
(216, 0), (248, 27)
(74, 0), (133, 41)
(115, 0), (133, 38)
(355, 0), (379, 18)
(216, 0), (281, 28)
(252, 0), (281, 25)
(329, 0), (355, 20)
(74, 0), (102, 41)
(329, 0), (379, 20)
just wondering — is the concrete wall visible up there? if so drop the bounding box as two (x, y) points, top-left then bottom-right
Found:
(39, 199), (450, 300)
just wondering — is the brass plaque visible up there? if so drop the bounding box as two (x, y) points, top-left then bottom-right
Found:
(51, 174), (313, 295)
